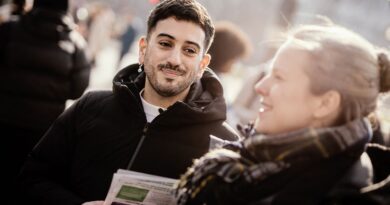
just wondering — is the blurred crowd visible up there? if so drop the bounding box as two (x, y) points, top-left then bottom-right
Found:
(2, 0), (388, 134)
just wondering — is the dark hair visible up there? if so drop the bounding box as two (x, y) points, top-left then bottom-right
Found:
(208, 21), (252, 73)
(147, 0), (215, 52)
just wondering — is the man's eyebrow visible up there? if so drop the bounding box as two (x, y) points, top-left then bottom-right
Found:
(157, 33), (201, 50)
(157, 33), (175, 40)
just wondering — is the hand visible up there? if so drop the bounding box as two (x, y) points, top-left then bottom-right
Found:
(81, 201), (104, 205)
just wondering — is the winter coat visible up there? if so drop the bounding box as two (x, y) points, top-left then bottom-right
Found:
(18, 64), (239, 205)
(0, 8), (90, 132)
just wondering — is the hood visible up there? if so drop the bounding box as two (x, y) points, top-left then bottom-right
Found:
(21, 8), (75, 40)
(33, 0), (68, 12)
(112, 64), (228, 126)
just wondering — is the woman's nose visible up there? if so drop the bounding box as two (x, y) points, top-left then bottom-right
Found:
(254, 77), (269, 96)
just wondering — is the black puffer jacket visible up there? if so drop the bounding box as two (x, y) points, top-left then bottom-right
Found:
(18, 64), (239, 205)
(0, 8), (90, 131)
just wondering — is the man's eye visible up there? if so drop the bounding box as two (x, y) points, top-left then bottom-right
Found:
(159, 42), (171, 47)
(184, 48), (197, 55)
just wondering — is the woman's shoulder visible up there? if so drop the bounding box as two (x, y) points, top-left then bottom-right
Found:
(325, 144), (390, 204)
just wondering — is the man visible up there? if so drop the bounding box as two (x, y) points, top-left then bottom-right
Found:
(18, 0), (238, 204)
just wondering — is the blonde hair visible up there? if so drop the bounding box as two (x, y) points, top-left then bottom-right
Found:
(286, 23), (390, 124)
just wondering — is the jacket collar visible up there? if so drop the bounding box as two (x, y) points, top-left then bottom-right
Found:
(112, 63), (227, 125)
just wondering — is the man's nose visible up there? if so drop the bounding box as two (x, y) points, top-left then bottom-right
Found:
(166, 48), (182, 66)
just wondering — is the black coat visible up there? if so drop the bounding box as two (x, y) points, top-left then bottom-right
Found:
(0, 8), (91, 132)
(18, 64), (239, 205)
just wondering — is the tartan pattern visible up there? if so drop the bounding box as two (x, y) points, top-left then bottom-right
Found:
(175, 118), (371, 205)
(244, 118), (371, 163)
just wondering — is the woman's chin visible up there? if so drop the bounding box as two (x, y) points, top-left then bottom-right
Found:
(254, 120), (270, 134)
(254, 122), (281, 135)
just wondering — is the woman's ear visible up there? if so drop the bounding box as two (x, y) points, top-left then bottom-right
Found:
(138, 36), (147, 64)
(313, 90), (341, 120)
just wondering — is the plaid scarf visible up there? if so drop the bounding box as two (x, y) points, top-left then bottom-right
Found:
(175, 118), (372, 205)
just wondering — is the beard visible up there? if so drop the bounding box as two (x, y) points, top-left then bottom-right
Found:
(144, 62), (198, 97)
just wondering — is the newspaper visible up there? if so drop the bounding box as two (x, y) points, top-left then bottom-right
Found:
(103, 169), (178, 205)
(103, 135), (226, 205)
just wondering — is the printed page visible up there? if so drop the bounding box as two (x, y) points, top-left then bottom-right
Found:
(104, 169), (178, 205)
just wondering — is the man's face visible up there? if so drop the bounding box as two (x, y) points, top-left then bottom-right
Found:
(139, 17), (210, 97)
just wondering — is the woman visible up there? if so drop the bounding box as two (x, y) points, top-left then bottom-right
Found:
(175, 23), (390, 205)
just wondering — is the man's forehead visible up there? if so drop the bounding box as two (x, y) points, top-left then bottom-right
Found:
(151, 18), (206, 47)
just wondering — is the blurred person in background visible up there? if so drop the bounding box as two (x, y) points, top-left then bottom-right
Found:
(208, 21), (252, 76)
(0, 0), (11, 23)
(207, 21), (252, 126)
(0, 0), (90, 203)
(17, 0), (238, 204)
(0, 0), (32, 21)
(0, 0), (20, 22)
(117, 12), (139, 69)
(230, 0), (298, 128)
(85, 2), (115, 67)
(176, 22), (390, 205)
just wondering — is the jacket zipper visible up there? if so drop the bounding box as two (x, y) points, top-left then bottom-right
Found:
(126, 123), (149, 170)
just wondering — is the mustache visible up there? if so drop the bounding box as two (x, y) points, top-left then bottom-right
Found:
(157, 63), (186, 74)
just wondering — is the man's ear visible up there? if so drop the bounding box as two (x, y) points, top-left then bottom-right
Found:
(197, 53), (211, 77)
(138, 36), (147, 64)
(313, 90), (341, 120)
